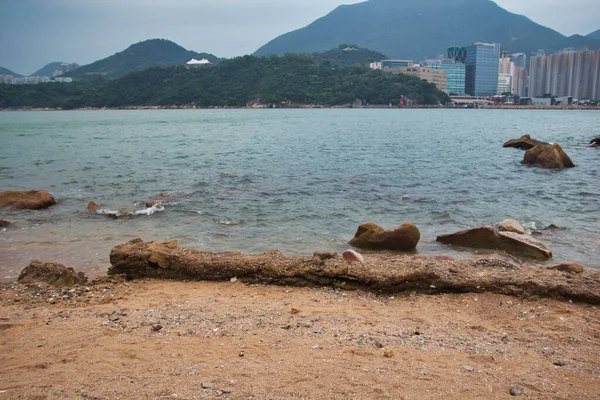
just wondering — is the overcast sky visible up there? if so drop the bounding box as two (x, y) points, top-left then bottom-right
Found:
(0, 0), (598, 75)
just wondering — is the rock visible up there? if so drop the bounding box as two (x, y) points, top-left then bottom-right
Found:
(17, 261), (86, 287)
(201, 382), (214, 390)
(291, 306), (301, 314)
(151, 324), (163, 332)
(313, 251), (337, 260)
(509, 384), (524, 396)
(0, 219), (12, 227)
(86, 201), (101, 212)
(503, 134), (546, 150)
(548, 262), (584, 274)
(553, 360), (567, 366)
(107, 239), (600, 304)
(349, 222), (420, 251)
(383, 349), (394, 358)
(342, 249), (365, 264)
(461, 364), (474, 372)
(590, 136), (600, 147)
(0, 190), (57, 210)
(522, 143), (575, 169)
(437, 226), (552, 260)
(496, 219), (526, 235)
(145, 200), (163, 208)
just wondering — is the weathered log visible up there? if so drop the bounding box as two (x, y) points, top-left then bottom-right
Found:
(108, 238), (600, 304)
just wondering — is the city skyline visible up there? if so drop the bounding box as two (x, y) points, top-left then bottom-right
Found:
(1, 0), (599, 75)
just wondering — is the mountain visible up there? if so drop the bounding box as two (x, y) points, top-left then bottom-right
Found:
(312, 44), (388, 67)
(0, 54), (450, 109)
(63, 39), (221, 80)
(254, 0), (600, 62)
(30, 62), (65, 77)
(0, 67), (22, 77)
(587, 29), (600, 40)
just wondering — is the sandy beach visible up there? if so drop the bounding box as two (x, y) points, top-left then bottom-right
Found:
(1, 250), (600, 399)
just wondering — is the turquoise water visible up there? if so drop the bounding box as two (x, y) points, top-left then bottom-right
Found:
(0, 109), (598, 279)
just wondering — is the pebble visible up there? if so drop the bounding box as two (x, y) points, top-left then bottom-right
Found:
(151, 324), (163, 332)
(290, 306), (301, 314)
(201, 382), (214, 389)
(62, 358), (74, 363)
(383, 349), (393, 358)
(280, 324), (292, 330)
(461, 364), (474, 372)
(509, 384), (524, 396)
(342, 249), (365, 264)
(553, 360), (567, 367)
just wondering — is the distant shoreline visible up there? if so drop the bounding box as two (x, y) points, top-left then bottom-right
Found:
(1, 104), (599, 111)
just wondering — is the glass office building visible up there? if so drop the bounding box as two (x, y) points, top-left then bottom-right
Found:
(465, 42), (500, 96)
(423, 60), (466, 95)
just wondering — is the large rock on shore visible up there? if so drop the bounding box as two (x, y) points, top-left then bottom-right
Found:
(503, 135), (546, 150)
(108, 238), (600, 304)
(0, 190), (56, 210)
(18, 260), (87, 287)
(436, 225), (552, 260)
(349, 222), (420, 251)
(522, 143), (575, 169)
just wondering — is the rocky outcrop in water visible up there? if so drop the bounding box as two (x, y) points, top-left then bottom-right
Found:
(108, 238), (600, 304)
(18, 260), (87, 287)
(436, 224), (552, 260)
(0, 219), (12, 227)
(349, 222), (420, 250)
(496, 219), (526, 234)
(0, 190), (56, 210)
(591, 136), (600, 147)
(503, 135), (546, 150)
(522, 143), (575, 169)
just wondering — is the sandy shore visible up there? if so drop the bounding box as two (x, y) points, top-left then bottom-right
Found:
(1, 272), (599, 399)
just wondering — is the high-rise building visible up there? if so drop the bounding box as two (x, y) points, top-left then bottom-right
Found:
(422, 59), (465, 95)
(528, 49), (600, 99)
(511, 53), (527, 69)
(512, 67), (528, 97)
(465, 42), (500, 96)
(393, 66), (448, 93)
(447, 47), (467, 63)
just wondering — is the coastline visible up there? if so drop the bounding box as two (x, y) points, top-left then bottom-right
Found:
(1, 104), (599, 111)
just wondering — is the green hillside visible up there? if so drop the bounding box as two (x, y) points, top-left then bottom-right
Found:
(313, 45), (388, 67)
(0, 67), (22, 77)
(0, 54), (450, 108)
(63, 39), (221, 80)
(30, 62), (65, 77)
(254, 0), (600, 61)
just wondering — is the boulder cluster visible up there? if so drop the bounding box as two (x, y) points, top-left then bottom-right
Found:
(503, 135), (574, 169)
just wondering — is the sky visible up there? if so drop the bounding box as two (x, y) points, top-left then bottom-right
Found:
(0, 0), (599, 75)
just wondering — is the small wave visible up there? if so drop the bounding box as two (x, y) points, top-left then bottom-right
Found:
(130, 204), (165, 216)
(96, 208), (122, 217)
(216, 219), (241, 226)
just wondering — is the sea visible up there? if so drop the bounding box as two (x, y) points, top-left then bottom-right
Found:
(0, 108), (599, 280)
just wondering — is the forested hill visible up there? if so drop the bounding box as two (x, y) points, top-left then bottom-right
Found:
(62, 39), (221, 80)
(255, 0), (600, 61)
(313, 45), (388, 67)
(0, 54), (450, 109)
(0, 67), (22, 77)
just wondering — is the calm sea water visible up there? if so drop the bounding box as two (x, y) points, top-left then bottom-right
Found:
(0, 109), (598, 279)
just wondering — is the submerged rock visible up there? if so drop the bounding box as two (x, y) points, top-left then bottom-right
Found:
(0, 219), (12, 227)
(436, 224), (552, 260)
(18, 260), (87, 287)
(107, 239), (600, 304)
(591, 136), (600, 147)
(86, 201), (101, 212)
(0, 190), (57, 210)
(522, 143), (575, 169)
(503, 135), (546, 150)
(349, 222), (420, 251)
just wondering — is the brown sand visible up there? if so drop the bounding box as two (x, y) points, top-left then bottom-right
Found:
(1, 277), (599, 399)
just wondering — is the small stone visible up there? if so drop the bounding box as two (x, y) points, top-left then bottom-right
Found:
(290, 306), (301, 314)
(280, 323), (292, 330)
(509, 384), (524, 396)
(461, 364), (474, 372)
(62, 358), (74, 363)
(553, 360), (567, 367)
(383, 349), (393, 358)
(239, 351), (244, 357)
(201, 382), (214, 389)
(342, 249), (365, 264)
(230, 277), (238, 283)
(151, 324), (163, 332)
(374, 340), (384, 348)
(297, 321), (312, 328)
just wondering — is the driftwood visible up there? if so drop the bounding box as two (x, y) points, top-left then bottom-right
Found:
(108, 238), (600, 304)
